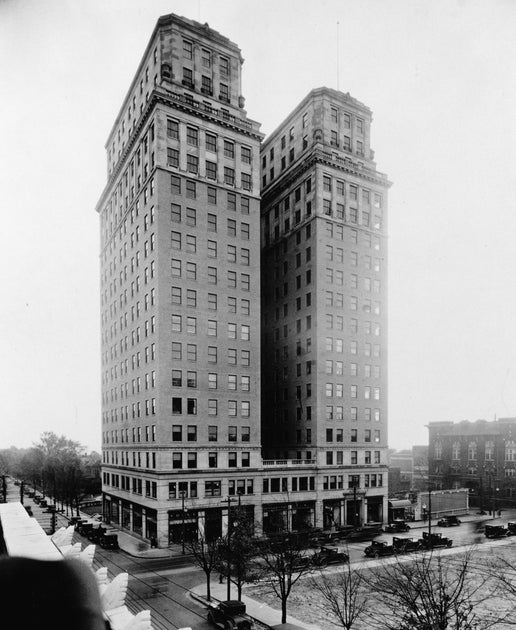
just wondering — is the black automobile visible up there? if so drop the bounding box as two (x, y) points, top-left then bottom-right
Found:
(364, 540), (395, 558)
(343, 525), (383, 542)
(207, 600), (254, 630)
(392, 536), (421, 553)
(485, 524), (508, 538)
(419, 531), (453, 549)
(437, 515), (461, 527)
(315, 545), (349, 566)
(384, 520), (411, 533)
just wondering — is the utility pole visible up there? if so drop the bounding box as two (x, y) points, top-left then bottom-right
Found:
(428, 488), (432, 539)
(223, 495), (237, 601)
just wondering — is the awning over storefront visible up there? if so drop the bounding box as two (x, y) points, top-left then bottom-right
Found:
(388, 499), (412, 509)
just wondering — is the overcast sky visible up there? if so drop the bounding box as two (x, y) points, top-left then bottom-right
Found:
(1, 0), (516, 453)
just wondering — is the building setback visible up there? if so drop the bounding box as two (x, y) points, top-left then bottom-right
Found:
(260, 88), (391, 524)
(96, 14), (391, 546)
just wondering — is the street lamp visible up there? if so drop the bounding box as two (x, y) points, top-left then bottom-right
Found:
(179, 489), (187, 554)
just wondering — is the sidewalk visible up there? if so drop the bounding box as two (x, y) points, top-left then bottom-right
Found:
(191, 580), (320, 630)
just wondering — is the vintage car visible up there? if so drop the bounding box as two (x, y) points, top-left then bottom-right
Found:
(364, 540), (395, 558)
(419, 531), (453, 549)
(384, 520), (411, 533)
(99, 533), (119, 550)
(485, 524), (509, 538)
(207, 600), (254, 630)
(437, 515), (461, 527)
(343, 525), (383, 542)
(392, 536), (421, 553)
(315, 545), (349, 566)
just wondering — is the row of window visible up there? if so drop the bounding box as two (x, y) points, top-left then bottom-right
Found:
(172, 451), (251, 469)
(171, 370), (250, 391)
(322, 473), (384, 491)
(168, 478), (254, 500)
(171, 397), (251, 417)
(171, 316), (251, 341)
(434, 440), (516, 461)
(326, 383), (381, 401)
(104, 473), (158, 499)
(172, 424), (250, 442)
(171, 263), (251, 288)
(171, 343), (251, 366)
(168, 148), (253, 190)
(104, 450), (156, 469)
(172, 189), (250, 216)
(182, 39), (230, 77)
(103, 426), (156, 443)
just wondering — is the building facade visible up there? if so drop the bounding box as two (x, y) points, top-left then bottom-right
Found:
(428, 418), (516, 510)
(260, 88), (391, 526)
(96, 15), (391, 546)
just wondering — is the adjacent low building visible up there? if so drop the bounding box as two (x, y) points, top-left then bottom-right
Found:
(428, 418), (516, 511)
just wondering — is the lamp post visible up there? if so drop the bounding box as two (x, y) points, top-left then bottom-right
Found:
(179, 489), (187, 554)
(223, 495), (238, 601)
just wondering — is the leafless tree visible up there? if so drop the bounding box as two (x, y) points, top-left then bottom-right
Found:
(364, 550), (502, 630)
(254, 531), (316, 624)
(311, 562), (368, 629)
(185, 536), (219, 601)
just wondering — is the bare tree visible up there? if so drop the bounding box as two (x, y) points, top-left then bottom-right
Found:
(311, 563), (367, 629)
(255, 531), (316, 624)
(364, 550), (502, 630)
(185, 536), (219, 601)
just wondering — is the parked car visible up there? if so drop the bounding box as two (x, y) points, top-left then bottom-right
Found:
(207, 600), (254, 630)
(392, 536), (421, 553)
(344, 525), (383, 542)
(87, 525), (107, 543)
(437, 515), (461, 527)
(364, 540), (395, 558)
(384, 520), (411, 533)
(77, 521), (95, 537)
(419, 531), (453, 549)
(315, 545), (349, 566)
(485, 524), (509, 538)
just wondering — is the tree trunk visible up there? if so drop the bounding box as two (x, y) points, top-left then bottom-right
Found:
(281, 598), (287, 624)
(206, 571), (211, 601)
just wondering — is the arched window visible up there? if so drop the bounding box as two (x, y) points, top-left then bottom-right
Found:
(505, 441), (516, 462)
(452, 441), (461, 460)
(434, 441), (442, 459)
(485, 440), (494, 461)
(468, 441), (477, 461)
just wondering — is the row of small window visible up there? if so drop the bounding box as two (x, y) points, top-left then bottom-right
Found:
(168, 149), (253, 190)
(102, 395), (158, 418)
(172, 263), (251, 289)
(262, 476), (316, 494)
(323, 473), (384, 491)
(328, 132), (367, 156)
(171, 343), (251, 366)
(172, 223), (250, 250)
(168, 121), (243, 157)
(180, 68), (231, 103)
(102, 240), (155, 303)
(102, 296), (155, 341)
(172, 396), (250, 417)
(172, 370), (250, 391)
(172, 189), (250, 215)
(102, 401), (158, 424)
(322, 202), (382, 229)
(327, 250), (381, 274)
(265, 179), (312, 223)
(102, 342), (156, 374)
(104, 450), (156, 468)
(322, 177), (382, 209)
(104, 473), (158, 498)
(326, 407), (382, 422)
(102, 316), (156, 353)
(103, 426), (156, 443)
(168, 479), (252, 500)
(172, 424), (250, 443)
(172, 315), (251, 341)
(433, 440), (516, 461)
(326, 384), (381, 401)
(103, 253), (155, 304)
(171, 291), (252, 317)
(326, 338), (382, 358)
(325, 221), (382, 251)
(103, 354), (155, 385)
(182, 40), (230, 76)
(325, 361), (381, 378)
(172, 451), (251, 469)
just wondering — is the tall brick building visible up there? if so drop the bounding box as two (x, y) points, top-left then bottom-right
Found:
(96, 14), (391, 545)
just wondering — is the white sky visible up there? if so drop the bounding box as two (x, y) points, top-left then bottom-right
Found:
(1, 0), (516, 453)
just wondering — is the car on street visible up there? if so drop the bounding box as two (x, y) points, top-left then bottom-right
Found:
(384, 520), (411, 533)
(315, 545), (349, 566)
(343, 525), (383, 542)
(364, 540), (395, 558)
(207, 600), (254, 630)
(485, 524), (509, 538)
(437, 515), (461, 527)
(392, 536), (421, 553)
(419, 531), (453, 549)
